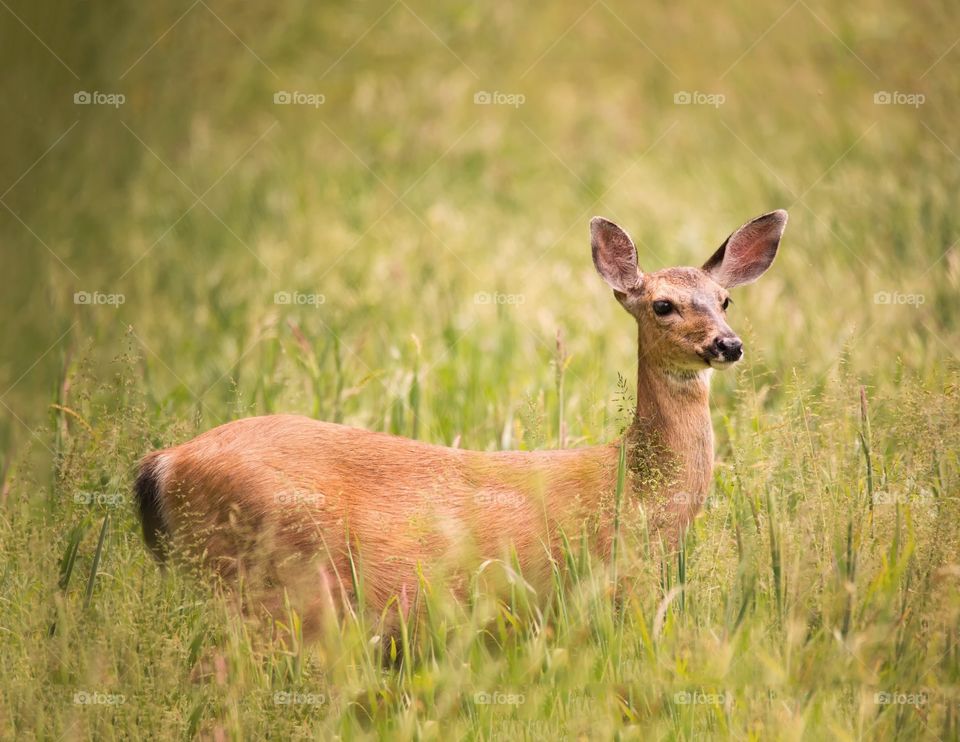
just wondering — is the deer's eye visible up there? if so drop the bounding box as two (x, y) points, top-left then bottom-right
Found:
(652, 300), (674, 316)
(722, 297), (731, 311)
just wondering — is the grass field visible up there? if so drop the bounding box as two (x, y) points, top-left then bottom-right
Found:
(2, 1), (959, 739)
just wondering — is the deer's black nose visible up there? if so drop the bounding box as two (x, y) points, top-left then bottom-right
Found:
(714, 336), (743, 361)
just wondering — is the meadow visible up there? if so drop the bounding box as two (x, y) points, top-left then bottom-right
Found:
(1, 1), (959, 738)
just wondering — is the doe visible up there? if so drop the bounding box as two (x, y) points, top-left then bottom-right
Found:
(135, 210), (787, 630)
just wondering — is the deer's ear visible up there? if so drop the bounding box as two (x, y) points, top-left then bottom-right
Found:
(702, 209), (787, 289)
(590, 217), (642, 293)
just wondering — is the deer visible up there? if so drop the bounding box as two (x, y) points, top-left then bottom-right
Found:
(134, 209), (787, 637)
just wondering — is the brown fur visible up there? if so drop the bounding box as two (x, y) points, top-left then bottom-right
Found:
(135, 210), (787, 633)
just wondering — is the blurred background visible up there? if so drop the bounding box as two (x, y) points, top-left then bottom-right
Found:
(1, 0), (957, 456)
(3, 4), (960, 738)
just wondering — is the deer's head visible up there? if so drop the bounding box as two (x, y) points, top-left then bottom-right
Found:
(591, 210), (787, 374)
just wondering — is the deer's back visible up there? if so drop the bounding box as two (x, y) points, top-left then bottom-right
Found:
(139, 414), (619, 610)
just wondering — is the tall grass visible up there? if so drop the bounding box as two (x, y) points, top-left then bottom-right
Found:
(2, 0), (959, 738)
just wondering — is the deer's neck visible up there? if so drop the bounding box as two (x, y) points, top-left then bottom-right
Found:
(625, 352), (715, 523)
